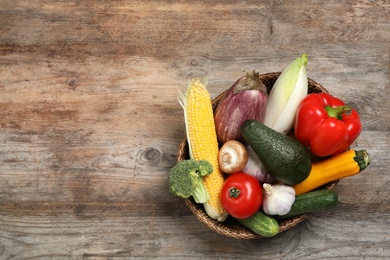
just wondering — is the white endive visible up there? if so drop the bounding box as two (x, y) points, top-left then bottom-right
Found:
(264, 54), (309, 134)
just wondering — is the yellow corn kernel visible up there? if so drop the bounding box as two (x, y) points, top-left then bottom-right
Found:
(179, 79), (228, 222)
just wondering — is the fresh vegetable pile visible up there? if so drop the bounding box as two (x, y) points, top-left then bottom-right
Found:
(169, 54), (371, 237)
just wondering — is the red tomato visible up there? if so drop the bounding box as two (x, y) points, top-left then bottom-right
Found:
(220, 173), (262, 219)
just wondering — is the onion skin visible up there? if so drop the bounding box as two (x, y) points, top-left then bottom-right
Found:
(214, 71), (268, 143)
(243, 146), (274, 183)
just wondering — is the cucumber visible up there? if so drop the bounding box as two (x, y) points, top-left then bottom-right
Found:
(239, 120), (311, 185)
(276, 189), (339, 219)
(238, 212), (279, 237)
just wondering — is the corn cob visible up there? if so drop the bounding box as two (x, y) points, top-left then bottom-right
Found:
(179, 79), (228, 222)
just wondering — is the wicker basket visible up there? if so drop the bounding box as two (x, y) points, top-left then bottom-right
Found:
(176, 72), (339, 239)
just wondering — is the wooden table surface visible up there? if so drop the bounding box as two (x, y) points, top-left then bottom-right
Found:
(1, 1), (389, 259)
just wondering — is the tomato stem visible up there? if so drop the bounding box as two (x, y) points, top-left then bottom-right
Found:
(229, 187), (241, 198)
(325, 105), (351, 119)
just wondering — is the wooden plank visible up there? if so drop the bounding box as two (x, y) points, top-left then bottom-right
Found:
(0, 0), (389, 258)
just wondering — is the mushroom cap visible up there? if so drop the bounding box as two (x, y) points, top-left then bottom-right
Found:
(218, 140), (248, 174)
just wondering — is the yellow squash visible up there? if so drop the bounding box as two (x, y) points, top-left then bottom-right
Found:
(293, 150), (370, 195)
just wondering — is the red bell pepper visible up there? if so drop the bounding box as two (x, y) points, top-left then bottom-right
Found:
(294, 92), (362, 157)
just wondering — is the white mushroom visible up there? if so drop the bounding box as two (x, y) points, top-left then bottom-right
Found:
(218, 140), (248, 174)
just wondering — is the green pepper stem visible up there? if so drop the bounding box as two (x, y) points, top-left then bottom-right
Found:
(229, 187), (241, 198)
(325, 105), (352, 119)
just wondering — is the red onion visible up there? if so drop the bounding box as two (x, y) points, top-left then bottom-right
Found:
(214, 71), (268, 143)
(243, 146), (274, 183)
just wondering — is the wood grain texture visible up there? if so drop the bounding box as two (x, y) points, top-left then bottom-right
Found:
(1, 0), (389, 259)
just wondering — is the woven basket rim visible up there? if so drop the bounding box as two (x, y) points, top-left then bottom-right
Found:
(176, 72), (338, 239)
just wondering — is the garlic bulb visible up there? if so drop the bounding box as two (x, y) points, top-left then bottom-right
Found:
(262, 183), (296, 216)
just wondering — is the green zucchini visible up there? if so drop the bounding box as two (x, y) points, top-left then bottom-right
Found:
(276, 189), (339, 219)
(239, 120), (311, 185)
(238, 212), (279, 237)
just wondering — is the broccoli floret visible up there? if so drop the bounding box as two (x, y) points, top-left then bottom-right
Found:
(168, 159), (213, 203)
